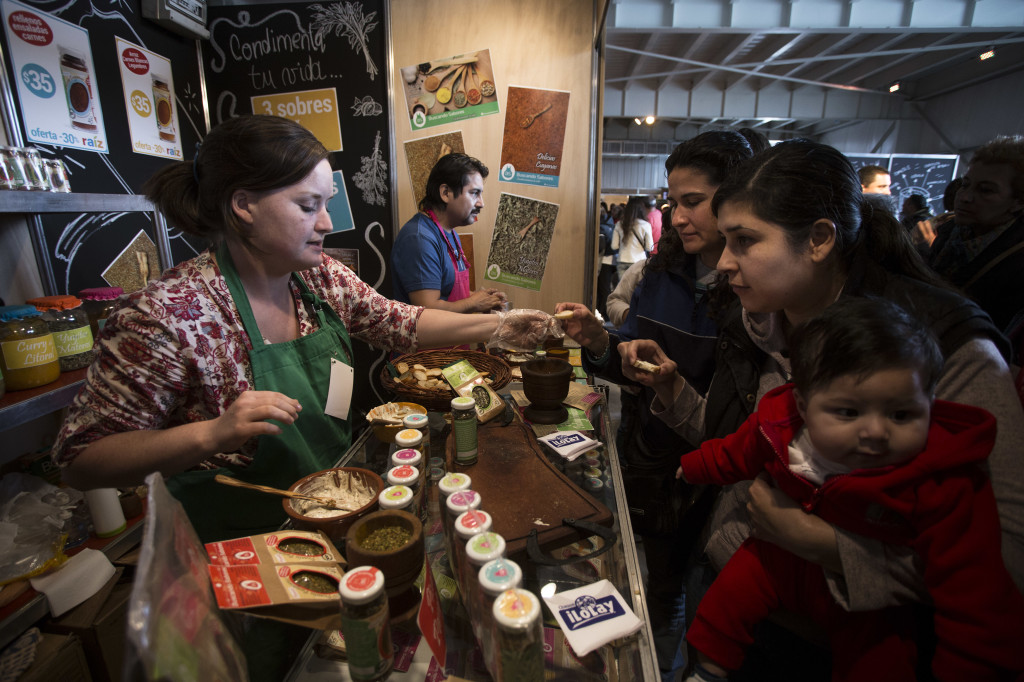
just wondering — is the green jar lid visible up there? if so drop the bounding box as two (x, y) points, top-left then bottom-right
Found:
(0, 304), (43, 322)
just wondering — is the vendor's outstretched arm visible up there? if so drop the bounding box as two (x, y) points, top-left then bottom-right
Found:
(61, 390), (302, 490)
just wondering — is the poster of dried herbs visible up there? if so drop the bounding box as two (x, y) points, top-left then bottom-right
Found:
(399, 49), (500, 131)
(482, 193), (560, 292)
(403, 131), (466, 208)
(498, 86), (570, 188)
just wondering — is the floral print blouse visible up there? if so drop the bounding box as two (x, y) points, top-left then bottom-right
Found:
(52, 251), (423, 470)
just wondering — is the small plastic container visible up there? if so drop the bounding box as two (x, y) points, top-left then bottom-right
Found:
(0, 305), (61, 390)
(386, 464), (420, 491)
(452, 509), (493, 590)
(391, 448), (422, 471)
(394, 427), (423, 451)
(26, 295), (94, 372)
(378, 485), (414, 512)
(77, 287), (122, 338)
(446, 489), (481, 520)
(338, 566), (393, 681)
(438, 472), (471, 500)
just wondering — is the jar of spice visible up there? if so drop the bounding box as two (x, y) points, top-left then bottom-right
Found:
(338, 566), (393, 681)
(0, 305), (61, 390)
(26, 295), (94, 371)
(465, 531), (507, 645)
(451, 396), (478, 466)
(452, 509), (492, 592)
(390, 448), (422, 472)
(394, 425), (423, 452)
(492, 588), (544, 682)
(386, 464), (420, 492)
(77, 287), (122, 338)
(402, 412), (430, 454)
(477, 557), (524, 673)
(438, 472), (471, 501)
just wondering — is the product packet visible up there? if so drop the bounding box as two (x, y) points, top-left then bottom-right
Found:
(205, 529), (342, 566)
(537, 430), (600, 461)
(208, 561), (344, 629)
(542, 579), (643, 657)
(441, 359), (505, 423)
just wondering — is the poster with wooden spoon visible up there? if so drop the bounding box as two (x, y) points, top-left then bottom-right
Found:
(398, 48), (500, 130)
(498, 85), (571, 188)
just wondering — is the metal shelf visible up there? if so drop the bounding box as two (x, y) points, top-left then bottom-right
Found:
(0, 190), (154, 213)
(0, 369), (87, 431)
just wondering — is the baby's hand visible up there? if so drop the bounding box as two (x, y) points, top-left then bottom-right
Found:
(675, 466), (684, 480)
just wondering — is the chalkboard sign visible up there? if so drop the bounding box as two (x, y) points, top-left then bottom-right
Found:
(843, 152), (959, 217)
(889, 154), (960, 216)
(0, 0), (206, 293)
(203, 0), (395, 412)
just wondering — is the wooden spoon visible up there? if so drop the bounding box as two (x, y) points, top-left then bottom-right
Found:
(418, 55), (477, 76)
(521, 102), (553, 128)
(214, 474), (355, 511)
(424, 64), (462, 92)
(466, 66), (483, 106)
(452, 68), (469, 108)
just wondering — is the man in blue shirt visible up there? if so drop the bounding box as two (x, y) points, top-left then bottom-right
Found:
(391, 153), (506, 312)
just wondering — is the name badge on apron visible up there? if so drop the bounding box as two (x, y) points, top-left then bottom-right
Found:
(325, 357), (354, 419)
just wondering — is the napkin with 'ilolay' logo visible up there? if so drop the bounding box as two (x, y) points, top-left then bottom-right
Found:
(542, 579), (642, 656)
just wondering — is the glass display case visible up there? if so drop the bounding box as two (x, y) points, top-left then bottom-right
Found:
(285, 382), (659, 681)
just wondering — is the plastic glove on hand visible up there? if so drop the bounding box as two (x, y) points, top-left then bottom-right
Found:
(486, 309), (564, 351)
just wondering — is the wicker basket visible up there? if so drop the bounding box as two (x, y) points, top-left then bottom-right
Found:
(381, 349), (512, 411)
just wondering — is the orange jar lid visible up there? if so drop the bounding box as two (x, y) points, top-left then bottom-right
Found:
(26, 294), (83, 311)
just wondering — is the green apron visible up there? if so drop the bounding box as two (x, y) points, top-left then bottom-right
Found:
(168, 245), (353, 543)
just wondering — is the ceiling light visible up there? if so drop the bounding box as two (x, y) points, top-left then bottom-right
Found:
(633, 117), (642, 125)
(980, 49), (995, 61)
(645, 115), (656, 125)
(889, 82), (900, 93)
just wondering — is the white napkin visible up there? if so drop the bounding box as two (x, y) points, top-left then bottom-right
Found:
(29, 548), (116, 617)
(542, 579), (642, 656)
(537, 430), (600, 461)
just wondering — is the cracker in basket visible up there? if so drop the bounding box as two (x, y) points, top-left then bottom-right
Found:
(395, 361), (409, 374)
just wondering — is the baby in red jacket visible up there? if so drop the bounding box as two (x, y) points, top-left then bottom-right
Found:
(678, 298), (1024, 682)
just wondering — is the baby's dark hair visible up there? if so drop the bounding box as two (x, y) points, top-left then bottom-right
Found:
(790, 297), (944, 397)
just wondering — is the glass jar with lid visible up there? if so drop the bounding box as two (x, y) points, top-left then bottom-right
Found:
(26, 295), (95, 372)
(338, 566), (393, 681)
(492, 588), (544, 682)
(77, 286), (123, 338)
(0, 305), (61, 390)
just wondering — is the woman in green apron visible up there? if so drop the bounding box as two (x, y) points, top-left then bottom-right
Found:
(53, 115), (560, 543)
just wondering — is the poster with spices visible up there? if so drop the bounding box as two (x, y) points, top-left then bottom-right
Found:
(403, 131), (466, 208)
(1, 0), (109, 153)
(482, 193), (560, 292)
(399, 49), (500, 131)
(498, 86), (569, 188)
(114, 38), (182, 161)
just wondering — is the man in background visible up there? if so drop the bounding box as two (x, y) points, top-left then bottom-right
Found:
(859, 164), (892, 194)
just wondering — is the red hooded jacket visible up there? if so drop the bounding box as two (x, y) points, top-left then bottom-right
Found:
(680, 384), (1024, 680)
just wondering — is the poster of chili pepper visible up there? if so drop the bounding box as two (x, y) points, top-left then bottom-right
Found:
(498, 85), (570, 188)
(399, 48), (499, 131)
(482, 192), (560, 292)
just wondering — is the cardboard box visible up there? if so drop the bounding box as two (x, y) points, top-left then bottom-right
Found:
(207, 562), (344, 630)
(19, 632), (92, 682)
(205, 530), (341, 567)
(44, 571), (131, 682)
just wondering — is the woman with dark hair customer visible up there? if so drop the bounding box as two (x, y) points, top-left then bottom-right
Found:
(52, 115), (558, 544)
(616, 139), (1024, 676)
(558, 129), (767, 681)
(612, 195), (655, 279)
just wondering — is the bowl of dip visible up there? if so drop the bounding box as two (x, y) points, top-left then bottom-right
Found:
(284, 467), (384, 543)
(366, 402), (427, 443)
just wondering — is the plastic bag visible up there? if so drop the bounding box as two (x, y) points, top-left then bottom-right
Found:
(123, 473), (248, 681)
(486, 308), (565, 352)
(0, 473), (74, 586)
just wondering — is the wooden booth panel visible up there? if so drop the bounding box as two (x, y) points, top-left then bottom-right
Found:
(391, 0), (597, 314)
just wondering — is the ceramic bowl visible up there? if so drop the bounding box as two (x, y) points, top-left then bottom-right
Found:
(366, 402), (427, 443)
(283, 467), (383, 544)
(345, 510), (425, 600)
